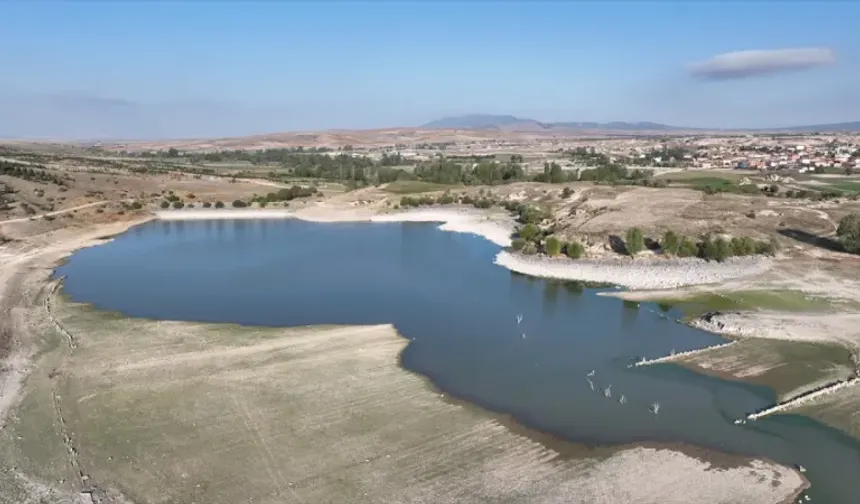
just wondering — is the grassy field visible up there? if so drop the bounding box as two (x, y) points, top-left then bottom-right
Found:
(382, 180), (455, 194)
(653, 289), (842, 319)
(655, 170), (745, 182)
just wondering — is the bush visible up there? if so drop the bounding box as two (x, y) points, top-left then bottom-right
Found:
(172, 201), (185, 209)
(518, 223), (540, 242)
(561, 187), (574, 198)
(259, 200), (268, 208)
(131, 201), (143, 210)
(755, 237), (780, 256)
(437, 193), (455, 205)
(159, 201), (169, 209)
(625, 227), (645, 256)
(522, 242), (538, 255)
(661, 230), (679, 255)
(510, 238), (526, 251)
(565, 240), (584, 259)
(214, 201), (224, 208)
(677, 236), (698, 257)
(545, 236), (562, 256)
(232, 200), (247, 208)
(837, 213), (860, 253)
(202, 201), (212, 208)
(700, 236), (733, 262)
(730, 236), (756, 256)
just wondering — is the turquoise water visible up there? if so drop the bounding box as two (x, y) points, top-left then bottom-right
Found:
(56, 219), (860, 502)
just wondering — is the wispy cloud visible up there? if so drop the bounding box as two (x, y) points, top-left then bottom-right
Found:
(688, 48), (836, 80)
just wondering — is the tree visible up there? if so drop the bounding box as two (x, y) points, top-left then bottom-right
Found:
(625, 227), (645, 256)
(837, 213), (860, 253)
(215, 201), (225, 208)
(566, 240), (585, 259)
(661, 230), (680, 255)
(519, 223), (540, 242)
(545, 236), (562, 256)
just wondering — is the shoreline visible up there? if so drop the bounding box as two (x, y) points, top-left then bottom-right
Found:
(156, 207), (516, 247)
(0, 214), (815, 503)
(157, 208), (779, 290)
(495, 250), (773, 290)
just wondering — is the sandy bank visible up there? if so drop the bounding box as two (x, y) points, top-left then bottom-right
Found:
(495, 251), (773, 290)
(2, 292), (807, 504)
(0, 217), (153, 427)
(156, 209), (291, 220)
(157, 206), (516, 247)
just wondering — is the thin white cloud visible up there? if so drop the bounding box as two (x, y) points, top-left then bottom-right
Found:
(688, 48), (836, 80)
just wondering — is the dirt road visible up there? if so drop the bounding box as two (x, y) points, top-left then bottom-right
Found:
(0, 201), (109, 225)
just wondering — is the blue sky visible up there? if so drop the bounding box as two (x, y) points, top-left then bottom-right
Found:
(1, 1), (858, 138)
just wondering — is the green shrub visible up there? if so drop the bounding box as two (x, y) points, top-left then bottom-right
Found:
(130, 201), (143, 210)
(518, 223), (540, 242)
(510, 238), (526, 251)
(202, 201), (212, 208)
(661, 230), (679, 255)
(565, 240), (585, 259)
(837, 213), (860, 253)
(232, 200), (247, 208)
(730, 236), (756, 256)
(214, 201), (224, 208)
(545, 236), (562, 256)
(625, 227), (645, 256)
(677, 236), (698, 257)
(700, 236), (733, 261)
(159, 201), (169, 209)
(172, 201), (184, 209)
(522, 242), (538, 255)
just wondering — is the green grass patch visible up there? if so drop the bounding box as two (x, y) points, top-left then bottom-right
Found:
(816, 180), (860, 193)
(383, 180), (455, 194)
(653, 289), (841, 319)
(656, 170), (744, 182)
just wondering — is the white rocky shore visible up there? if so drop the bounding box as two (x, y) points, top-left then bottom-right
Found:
(495, 251), (773, 290)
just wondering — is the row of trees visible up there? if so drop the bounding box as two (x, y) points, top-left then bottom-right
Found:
(0, 160), (66, 186)
(624, 227), (779, 261)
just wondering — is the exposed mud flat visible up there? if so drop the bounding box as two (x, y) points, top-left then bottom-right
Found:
(673, 338), (856, 401)
(0, 291), (808, 504)
(793, 379), (860, 440)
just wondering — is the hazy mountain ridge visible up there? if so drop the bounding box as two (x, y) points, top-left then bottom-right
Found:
(421, 114), (860, 132)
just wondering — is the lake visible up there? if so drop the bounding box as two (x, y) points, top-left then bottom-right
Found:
(56, 218), (860, 502)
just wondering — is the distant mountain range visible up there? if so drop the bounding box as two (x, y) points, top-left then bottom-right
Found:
(420, 114), (860, 133)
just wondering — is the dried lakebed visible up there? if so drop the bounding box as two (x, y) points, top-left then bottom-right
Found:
(0, 294), (806, 504)
(38, 218), (860, 503)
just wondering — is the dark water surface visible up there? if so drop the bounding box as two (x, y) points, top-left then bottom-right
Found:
(56, 219), (860, 502)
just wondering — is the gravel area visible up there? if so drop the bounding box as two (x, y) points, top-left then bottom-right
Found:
(494, 252), (773, 290)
